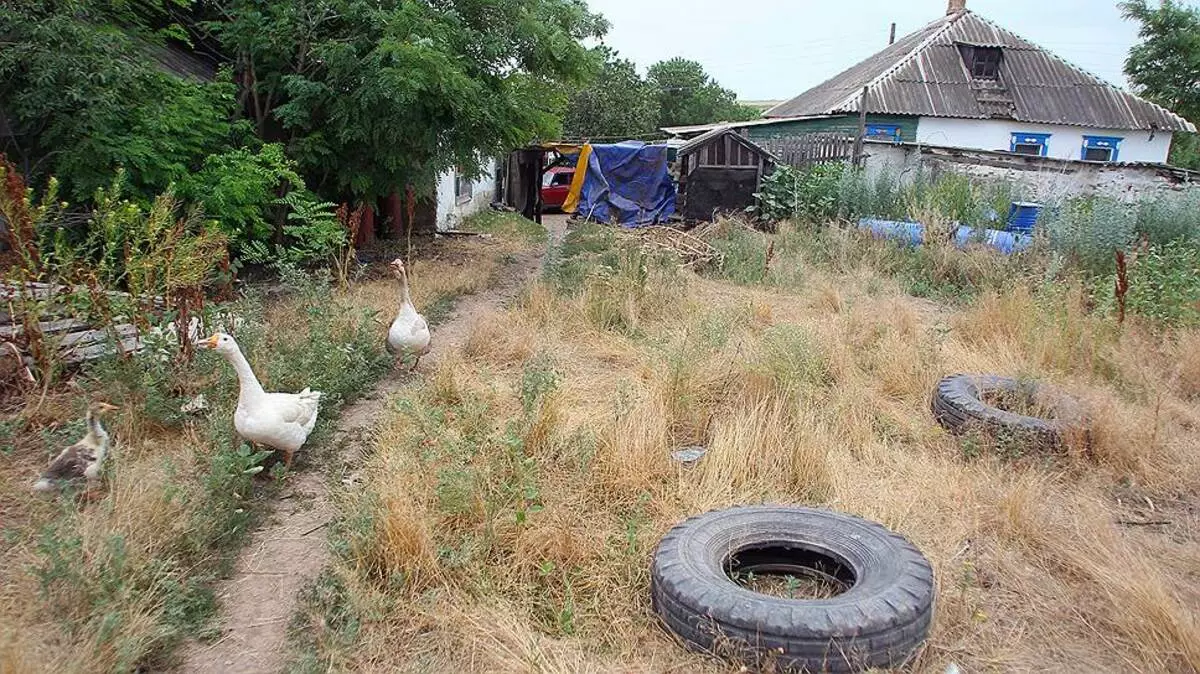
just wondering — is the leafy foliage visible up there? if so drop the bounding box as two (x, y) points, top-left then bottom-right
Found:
(241, 193), (348, 269)
(177, 144), (304, 247)
(0, 1), (241, 201)
(210, 0), (607, 201)
(1121, 0), (1200, 169)
(1095, 241), (1200, 326)
(754, 163), (848, 223)
(647, 57), (760, 128)
(1, 157), (229, 377)
(562, 50), (660, 140)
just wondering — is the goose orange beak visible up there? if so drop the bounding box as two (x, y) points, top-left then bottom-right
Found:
(198, 335), (220, 350)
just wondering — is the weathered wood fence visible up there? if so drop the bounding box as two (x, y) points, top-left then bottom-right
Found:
(1, 282), (196, 366)
(759, 133), (856, 168)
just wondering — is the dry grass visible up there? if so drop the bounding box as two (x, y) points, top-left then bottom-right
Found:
(305, 223), (1200, 674)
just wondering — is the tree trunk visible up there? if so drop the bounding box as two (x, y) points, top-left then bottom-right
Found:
(385, 190), (404, 239)
(356, 203), (376, 247)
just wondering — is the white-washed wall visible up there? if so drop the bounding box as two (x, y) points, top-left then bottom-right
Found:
(915, 117), (1173, 164)
(864, 142), (1197, 203)
(435, 159), (498, 231)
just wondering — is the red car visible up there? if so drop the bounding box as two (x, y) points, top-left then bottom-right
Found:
(541, 166), (575, 211)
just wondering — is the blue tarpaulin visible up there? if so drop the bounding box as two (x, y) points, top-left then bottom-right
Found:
(566, 142), (676, 227)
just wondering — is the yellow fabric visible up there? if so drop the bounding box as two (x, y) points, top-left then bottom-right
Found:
(562, 144), (591, 214)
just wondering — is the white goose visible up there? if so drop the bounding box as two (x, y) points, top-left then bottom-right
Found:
(386, 258), (431, 369)
(200, 333), (322, 467)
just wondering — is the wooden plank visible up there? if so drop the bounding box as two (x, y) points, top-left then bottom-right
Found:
(63, 336), (144, 364)
(0, 281), (166, 308)
(58, 323), (139, 350)
(853, 87), (869, 167)
(0, 317), (89, 339)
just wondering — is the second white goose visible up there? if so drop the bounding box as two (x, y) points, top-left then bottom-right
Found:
(386, 258), (431, 369)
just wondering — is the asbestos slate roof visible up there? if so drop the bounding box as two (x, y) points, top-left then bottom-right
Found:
(765, 10), (1195, 132)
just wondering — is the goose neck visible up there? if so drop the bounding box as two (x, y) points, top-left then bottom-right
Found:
(85, 411), (108, 445)
(226, 347), (266, 401)
(398, 271), (413, 307)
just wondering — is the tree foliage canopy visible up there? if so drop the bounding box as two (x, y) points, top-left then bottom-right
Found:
(561, 49), (660, 140)
(1121, 0), (1200, 169)
(561, 55), (760, 139)
(206, 0), (606, 200)
(1, 0), (607, 207)
(0, 0), (240, 200)
(647, 57), (760, 129)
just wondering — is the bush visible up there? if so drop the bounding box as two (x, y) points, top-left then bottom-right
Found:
(1043, 196), (1137, 276)
(758, 164), (1023, 229)
(755, 163), (845, 222)
(176, 144), (304, 250)
(1094, 241), (1200, 326)
(1, 159), (230, 380)
(241, 193), (348, 270)
(1135, 189), (1200, 245)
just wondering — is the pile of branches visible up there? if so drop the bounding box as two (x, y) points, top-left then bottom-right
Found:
(636, 225), (723, 269)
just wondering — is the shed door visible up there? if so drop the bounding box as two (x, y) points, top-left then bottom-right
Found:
(683, 167), (760, 221)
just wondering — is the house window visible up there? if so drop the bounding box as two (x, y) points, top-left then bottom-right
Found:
(1010, 132), (1051, 157)
(1081, 135), (1122, 162)
(455, 171), (473, 202)
(865, 124), (902, 142)
(959, 45), (1003, 80)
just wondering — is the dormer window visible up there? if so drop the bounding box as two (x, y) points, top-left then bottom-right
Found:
(958, 45), (1002, 80)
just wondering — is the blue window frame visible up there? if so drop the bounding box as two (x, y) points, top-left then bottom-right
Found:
(1082, 135), (1123, 162)
(865, 123), (902, 143)
(1010, 132), (1051, 157)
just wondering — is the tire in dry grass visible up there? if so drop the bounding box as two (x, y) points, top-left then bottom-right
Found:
(650, 506), (934, 673)
(932, 373), (1086, 448)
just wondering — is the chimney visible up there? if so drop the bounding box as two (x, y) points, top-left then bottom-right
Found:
(947, 0), (966, 14)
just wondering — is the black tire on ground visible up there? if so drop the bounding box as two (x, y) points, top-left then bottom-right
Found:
(650, 506), (935, 673)
(931, 373), (1083, 446)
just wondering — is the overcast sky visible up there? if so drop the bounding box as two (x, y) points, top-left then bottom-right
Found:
(586, 0), (1198, 101)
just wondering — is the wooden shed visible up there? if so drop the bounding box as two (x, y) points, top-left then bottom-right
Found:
(677, 127), (775, 221)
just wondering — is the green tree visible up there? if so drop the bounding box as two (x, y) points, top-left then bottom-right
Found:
(0, 0), (241, 200)
(562, 50), (660, 139)
(207, 0), (607, 201)
(1121, 0), (1200, 169)
(647, 57), (760, 128)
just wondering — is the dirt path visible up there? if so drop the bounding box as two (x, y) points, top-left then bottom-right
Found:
(175, 216), (566, 674)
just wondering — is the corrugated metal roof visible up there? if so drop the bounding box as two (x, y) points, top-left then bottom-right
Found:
(144, 42), (218, 82)
(661, 114), (838, 137)
(766, 10), (1194, 133)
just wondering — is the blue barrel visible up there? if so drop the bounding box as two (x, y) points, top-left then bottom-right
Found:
(954, 226), (1032, 255)
(1006, 202), (1043, 234)
(857, 218), (924, 247)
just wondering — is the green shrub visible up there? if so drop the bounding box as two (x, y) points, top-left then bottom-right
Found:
(176, 144), (304, 249)
(1095, 241), (1200, 326)
(1135, 190), (1200, 245)
(755, 163), (845, 222)
(1043, 196), (1137, 275)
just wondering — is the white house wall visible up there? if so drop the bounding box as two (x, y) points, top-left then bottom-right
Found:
(435, 159), (497, 231)
(863, 142), (1194, 204)
(915, 117), (1173, 164)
